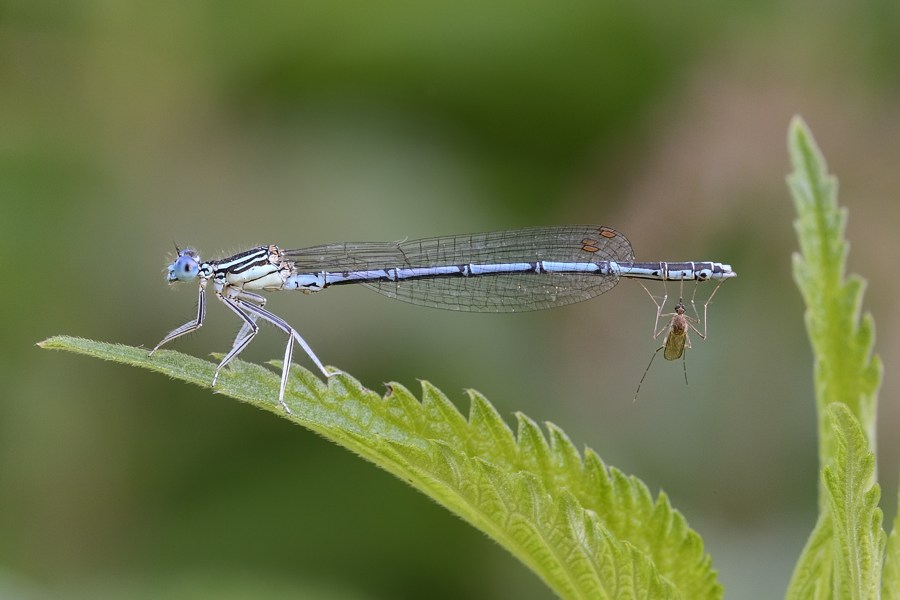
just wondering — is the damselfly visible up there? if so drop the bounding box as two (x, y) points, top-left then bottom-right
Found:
(150, 225), (736, 412)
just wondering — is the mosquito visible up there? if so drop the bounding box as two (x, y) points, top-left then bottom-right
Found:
(633, 278), (726, 401)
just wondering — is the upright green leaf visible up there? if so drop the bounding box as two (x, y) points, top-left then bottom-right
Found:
(884, 495), (900, 598)
(40, 336), (721, 599)
(788, 116), (882, 481)
(785, 116), (887, 598)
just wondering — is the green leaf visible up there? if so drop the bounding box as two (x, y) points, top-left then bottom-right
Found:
(788, 116), (882, 476)
(787, 513), (834, 599)
(821, 404), (884, 599)
(787, 405), (885, 600)
(884, 493), (900, 599)
(39, 335), (721, 599)
(785, 117), (888, 598)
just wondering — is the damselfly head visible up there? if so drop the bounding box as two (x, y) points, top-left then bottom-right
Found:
(166, 248), (201, 283)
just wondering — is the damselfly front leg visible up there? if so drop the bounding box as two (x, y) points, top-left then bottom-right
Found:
(150, 278), (208, 355)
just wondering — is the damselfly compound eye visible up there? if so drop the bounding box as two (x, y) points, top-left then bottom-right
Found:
(166, 250), (200, 283)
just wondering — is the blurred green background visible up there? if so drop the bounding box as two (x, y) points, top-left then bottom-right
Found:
(3, 1), (900, 598)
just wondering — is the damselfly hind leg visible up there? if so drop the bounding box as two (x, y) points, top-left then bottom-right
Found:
(222, 294), (339, 413)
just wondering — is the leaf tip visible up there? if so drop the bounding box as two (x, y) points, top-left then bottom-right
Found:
(36, 335), (85, 352)
(36, 335), (63, 349)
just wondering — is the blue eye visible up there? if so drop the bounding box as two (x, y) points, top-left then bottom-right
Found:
(166, 250), (201, 283)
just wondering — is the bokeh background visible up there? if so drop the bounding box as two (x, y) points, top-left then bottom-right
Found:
(3, 1), (900, 598)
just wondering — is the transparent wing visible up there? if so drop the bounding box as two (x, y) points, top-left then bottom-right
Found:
(284, 225), (635, 312)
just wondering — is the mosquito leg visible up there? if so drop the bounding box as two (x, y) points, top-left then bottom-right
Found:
(637, 280), (669, 339)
